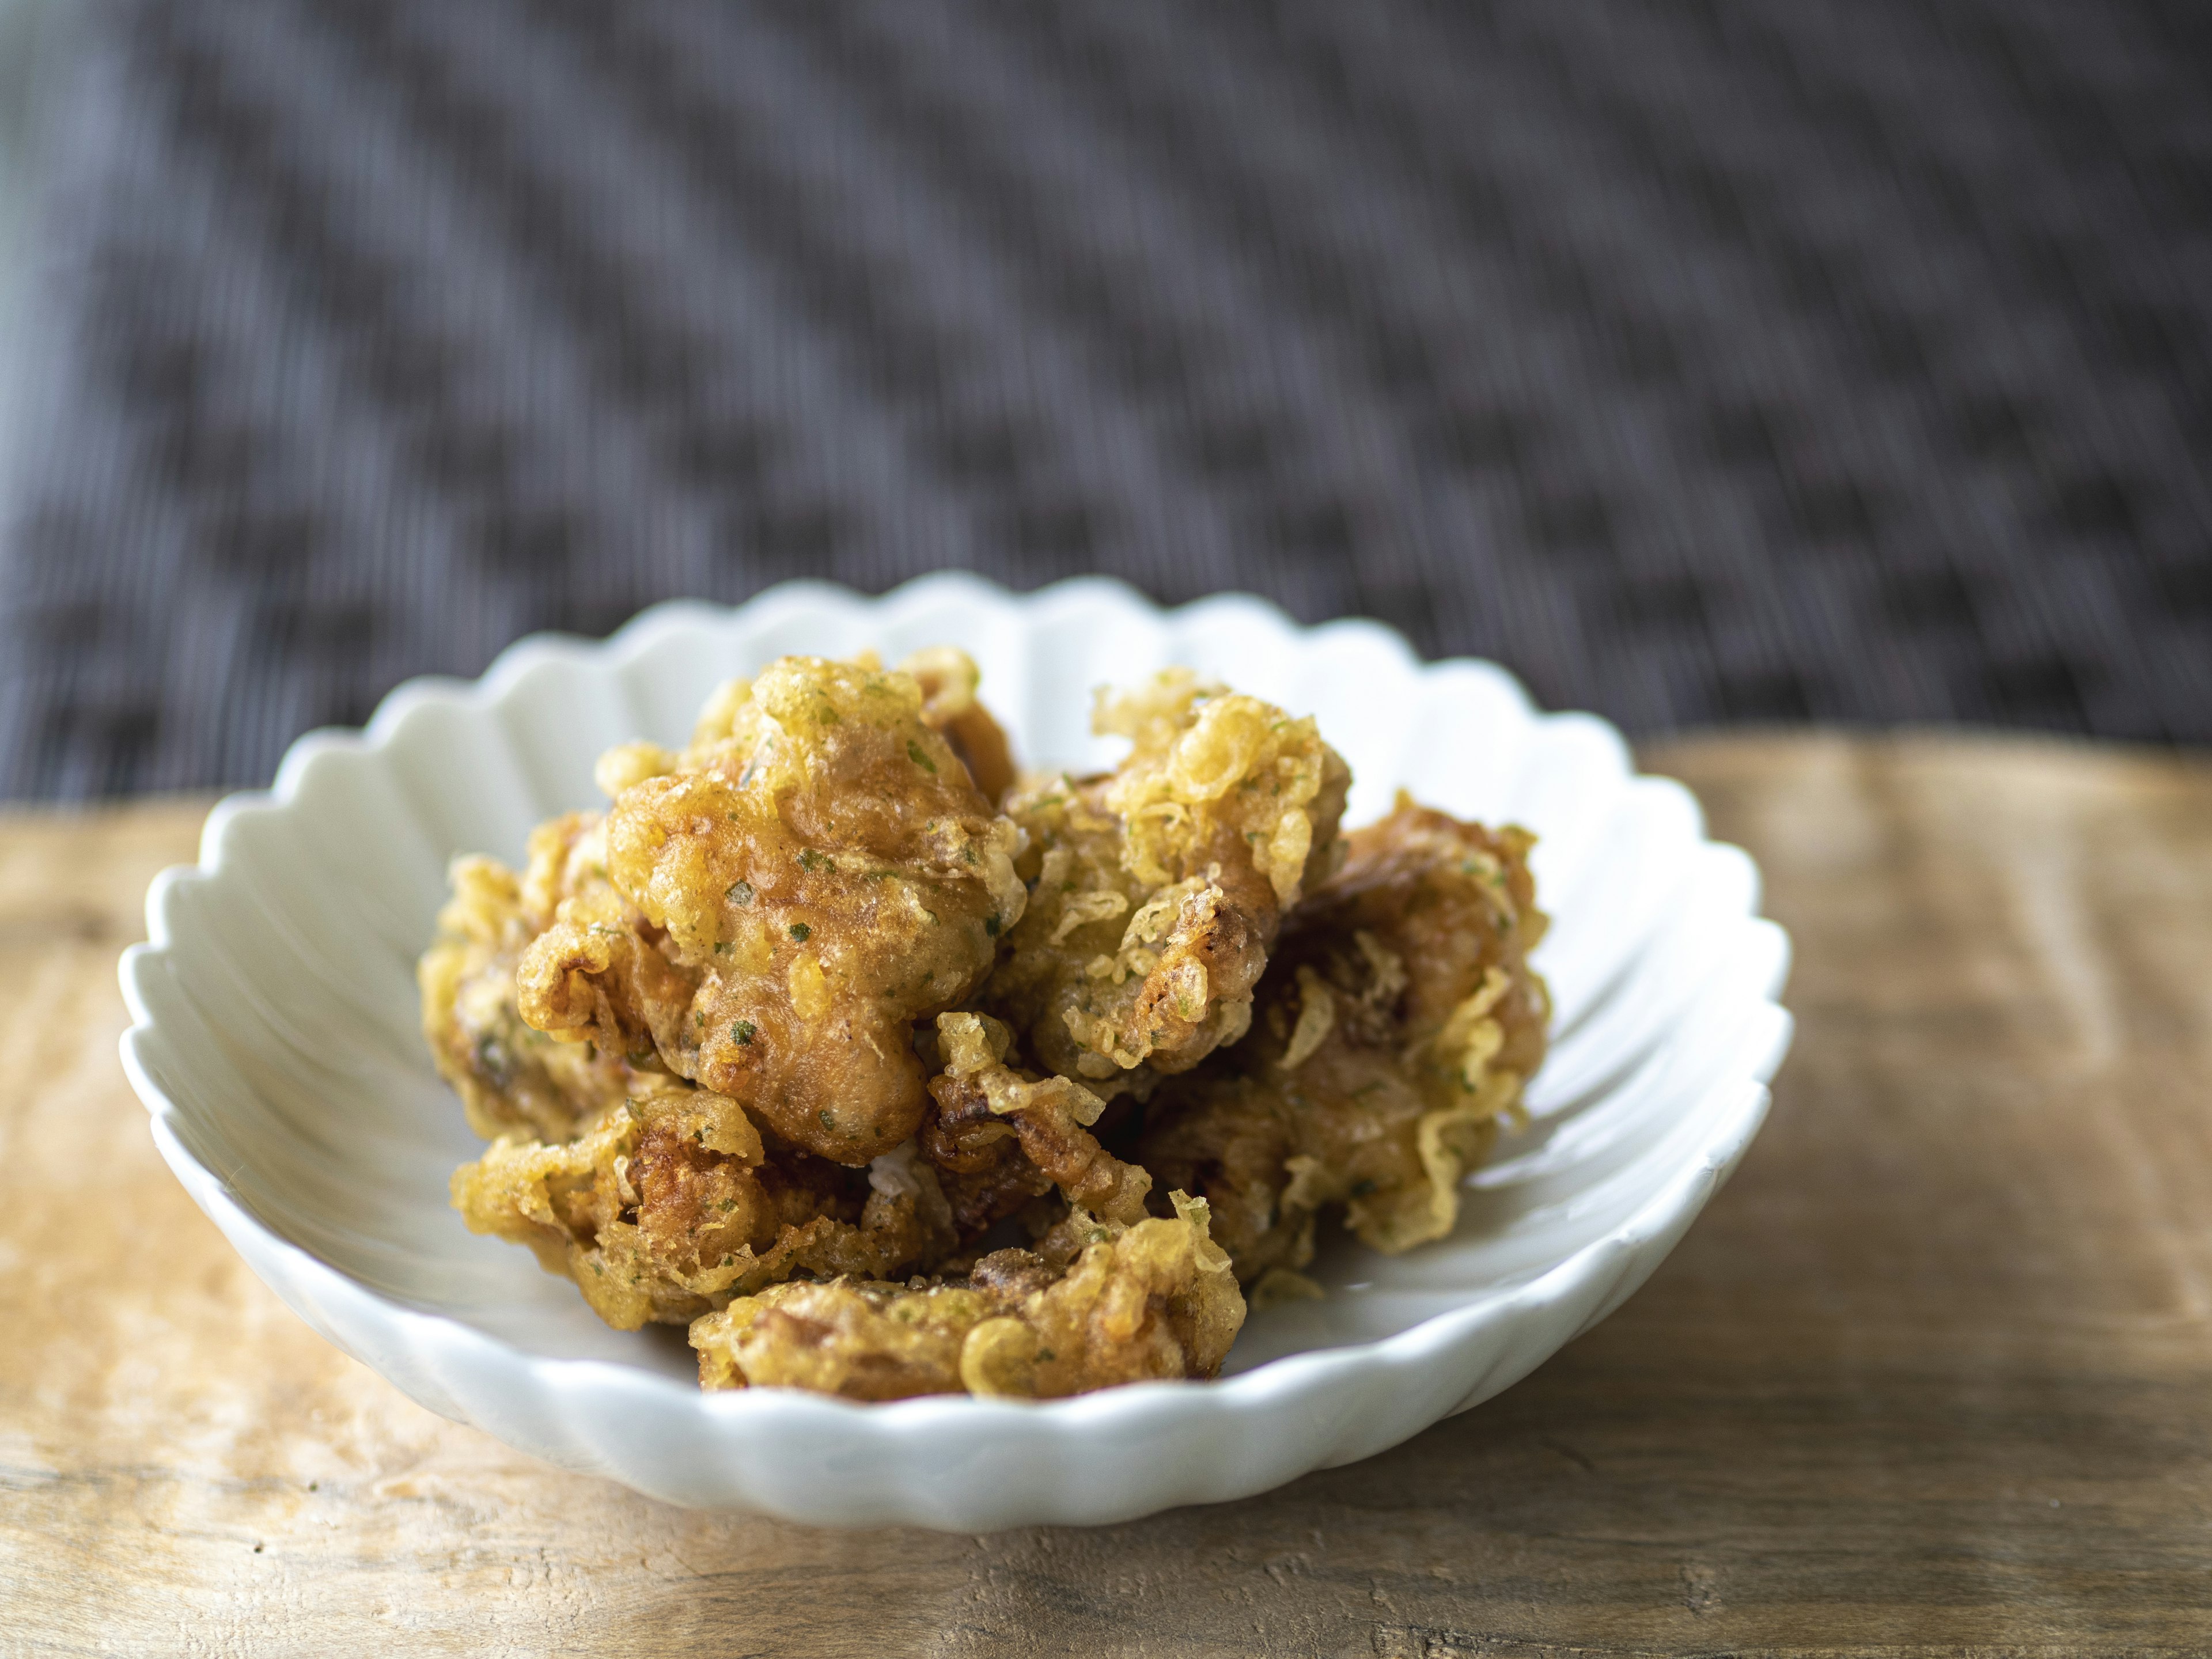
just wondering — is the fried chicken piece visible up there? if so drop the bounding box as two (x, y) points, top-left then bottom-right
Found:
(915, 1080), (1054, 1238)
(507, 809), (706, 1086)
(1138, 799), (1550, 1285)
(450, 1080), (959, 1330)
(983, 669), (1351, 1099)
(425, 642), (1555, 1397)
(419, 813), (647, 1142)
(688, 1191), (1245, 1399)
(919, 1011), (1154, 1237)
(899, 645), (1017, 804)
(517, 654), (1027, 1164)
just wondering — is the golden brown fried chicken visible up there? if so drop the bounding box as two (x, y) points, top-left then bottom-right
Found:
(421, 645), (1550, 1402)
(1138, 799), (1550, 1286)
(919, 1011), (1154, 1236)
(517, 654), (1026, 1164)
(419, 813), (645, 1142)
(983, 669), (1350, 1100)
(450, 1081), (958, 1329)
(689, 1192), (1244, 1399)
(899, 644), (1017, 804)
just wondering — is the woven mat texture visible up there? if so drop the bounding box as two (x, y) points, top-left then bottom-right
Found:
(0, 0), (2206, 797)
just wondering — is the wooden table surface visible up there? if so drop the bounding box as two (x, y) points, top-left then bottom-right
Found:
(5, 733), (2210, 1657)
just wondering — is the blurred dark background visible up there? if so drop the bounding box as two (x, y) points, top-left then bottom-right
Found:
(0, 0), (2205, 798)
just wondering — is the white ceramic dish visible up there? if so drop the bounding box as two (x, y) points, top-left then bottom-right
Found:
(120, 574), (1790, 1529)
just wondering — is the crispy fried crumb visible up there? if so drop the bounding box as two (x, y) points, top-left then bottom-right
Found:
(450, 1080), (957, 1328)
(982, 669), (1350, 1097)
(524, 653), (1024, 1164)
(690, 1194), (1243, 1399)
(1138, 799), (1550, 1282)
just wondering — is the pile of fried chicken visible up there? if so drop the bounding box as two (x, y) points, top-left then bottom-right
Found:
(421, 648), (1548, 1401)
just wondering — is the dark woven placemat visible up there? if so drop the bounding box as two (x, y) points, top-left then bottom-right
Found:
(0, 0), (2206, 798)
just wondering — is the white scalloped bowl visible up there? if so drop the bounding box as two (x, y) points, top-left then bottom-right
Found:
(120, 575), (1790, 1529)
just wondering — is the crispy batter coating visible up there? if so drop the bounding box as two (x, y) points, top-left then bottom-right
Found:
(921, 1011), (1154, 1233)
(899, 644), (1017, 804)
(419, 814), (645, 1142)
(984, 669), (1350, 1098)
(690, 1192), (1244, 1399)
(450, 1081), (958, 1329)
(421, 648), (1550, 1401)
(1138, 799), (1550, 1283)
(521, 654), (1026, 1164)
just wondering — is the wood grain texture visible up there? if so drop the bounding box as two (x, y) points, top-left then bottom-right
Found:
(3, 735), (2211, 1657)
